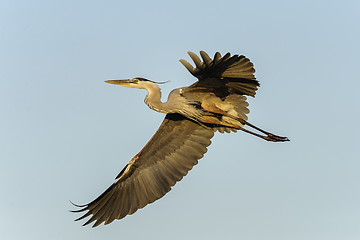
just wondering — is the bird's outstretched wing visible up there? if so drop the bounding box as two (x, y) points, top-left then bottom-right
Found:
(72, 114), (214, 227)
(180, 51), (260, 97)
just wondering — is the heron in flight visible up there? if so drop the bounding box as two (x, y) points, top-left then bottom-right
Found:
(72, 51), (289, 227)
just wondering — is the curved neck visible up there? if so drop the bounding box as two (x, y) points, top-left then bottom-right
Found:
(143, 82), (171, 113)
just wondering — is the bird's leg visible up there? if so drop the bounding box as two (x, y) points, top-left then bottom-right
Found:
(198, 102), (289, 142)
(236, 118), (289, 142)
(237, 125), (289, 142)
(197, 115), (289, 142)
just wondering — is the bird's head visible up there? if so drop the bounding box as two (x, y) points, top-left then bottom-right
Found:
(105, 78), (168, 89)
(105, 78), (154, 89)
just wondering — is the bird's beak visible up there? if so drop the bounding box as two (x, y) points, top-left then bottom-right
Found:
(105, 79), (132, 86)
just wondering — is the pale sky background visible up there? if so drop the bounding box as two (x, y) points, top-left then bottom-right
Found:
(1, 0), (359, 239)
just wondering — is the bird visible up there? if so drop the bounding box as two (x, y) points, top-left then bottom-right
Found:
(72, 51), (289, 227)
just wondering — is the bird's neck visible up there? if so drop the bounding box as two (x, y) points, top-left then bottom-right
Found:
(143, 82), (170, 113)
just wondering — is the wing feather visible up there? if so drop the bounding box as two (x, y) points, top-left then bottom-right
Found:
(200, 51), (212, 66)
(73, 113), (214, 227)
(181, 51), (260, 98)
(188, 51), (204, 69)
(179, 59), (195, 75)
(213, 52), (222, 64)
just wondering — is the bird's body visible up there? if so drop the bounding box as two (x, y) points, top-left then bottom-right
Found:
(73, 51), (289, 227)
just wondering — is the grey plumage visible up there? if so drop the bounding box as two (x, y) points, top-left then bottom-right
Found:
(72, 51), (289, 227)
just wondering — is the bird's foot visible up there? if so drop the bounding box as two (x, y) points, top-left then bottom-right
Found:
(264, 133), (290, 142)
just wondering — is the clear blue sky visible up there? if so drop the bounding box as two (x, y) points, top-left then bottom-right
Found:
(1, 0), (359, 239)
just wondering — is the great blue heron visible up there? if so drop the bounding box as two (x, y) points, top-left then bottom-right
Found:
(72, 51), (289, 227)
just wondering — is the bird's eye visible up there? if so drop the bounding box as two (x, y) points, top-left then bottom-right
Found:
(131, 78), (139, 83)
